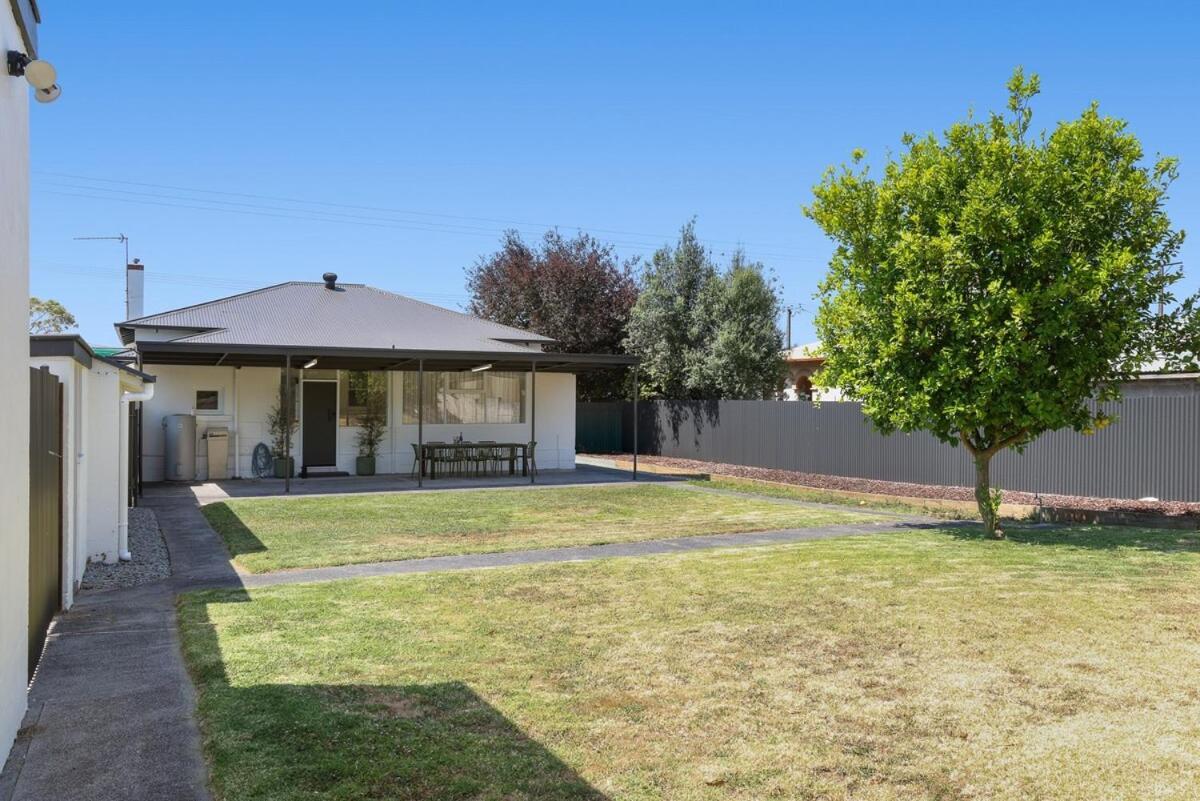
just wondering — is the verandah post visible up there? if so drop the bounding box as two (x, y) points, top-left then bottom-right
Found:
(417, 359), (424, 488)
(632, 364), (638, 480)
(530, 360), (536, 484)
(284, 354), (291, 494)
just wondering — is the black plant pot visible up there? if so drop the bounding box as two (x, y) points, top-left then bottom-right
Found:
(356, 456), (376, 476)
(272, 456), (294, 479)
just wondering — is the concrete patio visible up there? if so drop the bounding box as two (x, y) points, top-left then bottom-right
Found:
(151, 463), (671, 505)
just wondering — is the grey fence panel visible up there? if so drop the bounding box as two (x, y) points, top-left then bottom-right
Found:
(577, 397), (1200, 502)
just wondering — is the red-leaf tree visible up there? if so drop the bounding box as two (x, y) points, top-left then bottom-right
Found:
(466, 230), (639, 400)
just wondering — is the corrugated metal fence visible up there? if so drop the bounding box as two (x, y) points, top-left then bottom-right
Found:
(576, 397), (1200, 502)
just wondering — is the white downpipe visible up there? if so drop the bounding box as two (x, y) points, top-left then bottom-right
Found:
(118, 383), (155, 561)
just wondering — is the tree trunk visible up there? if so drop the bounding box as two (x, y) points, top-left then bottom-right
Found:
(973, 452), (1004, 539)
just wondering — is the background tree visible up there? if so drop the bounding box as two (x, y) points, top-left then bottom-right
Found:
(699, 253), (785, 398)
(29, 297), (77, 334)
(466, 229), (638, 401)
(1158, 291), (1200, 372)
(625, 222), (784, 399)
(624, 221), (717, 399)
(804, 69), (1183, 538)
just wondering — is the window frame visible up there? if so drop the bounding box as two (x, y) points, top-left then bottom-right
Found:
(193, 388), (223, 415)
(401, 370), (526, 425)
(338, 370), (390, 428)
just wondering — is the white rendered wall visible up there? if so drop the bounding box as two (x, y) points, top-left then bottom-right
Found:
(84, 366), (122, 563)
(141, 366), (577, 479)
(31, 357), (147, 573)
(0, 5), (31, 762)
(141, 365), (279, 481)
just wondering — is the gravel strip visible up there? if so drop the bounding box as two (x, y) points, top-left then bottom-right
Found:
(80, 507), (172, 591)
(594, 454), (1200, 518)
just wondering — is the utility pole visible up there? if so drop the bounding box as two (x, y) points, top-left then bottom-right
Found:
(784, 304), (801, 350)
(1160, 262), (1184, 317)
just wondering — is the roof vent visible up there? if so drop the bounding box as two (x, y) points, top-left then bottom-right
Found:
(322, 272), (338, 290)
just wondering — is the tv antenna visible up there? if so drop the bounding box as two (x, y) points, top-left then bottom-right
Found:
(74, 233), (129, 265)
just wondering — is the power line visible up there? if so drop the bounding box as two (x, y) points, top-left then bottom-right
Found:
(31, 262), (472, 306)
(35, 170), (824, 262)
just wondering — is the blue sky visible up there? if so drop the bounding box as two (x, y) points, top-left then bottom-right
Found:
(30, 1), (1199, 346)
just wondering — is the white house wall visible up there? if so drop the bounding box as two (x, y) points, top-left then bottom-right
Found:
(140, 364), (279, 482)
(30, 356), (149, 572)
(84, 366), (123, 563)
(0, 2), (31, 762)
(141, 367), (577, 479)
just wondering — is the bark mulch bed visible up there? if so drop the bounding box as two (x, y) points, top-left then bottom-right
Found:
(595, 454), (1200, 519)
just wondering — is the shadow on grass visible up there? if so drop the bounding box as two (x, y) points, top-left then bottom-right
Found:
(939, 522), (1200, 553)
(200, 503), (268, 560)
(180, 590), (608, 801)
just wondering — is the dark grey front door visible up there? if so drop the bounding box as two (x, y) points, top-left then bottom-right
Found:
(302, 382), (337, 466)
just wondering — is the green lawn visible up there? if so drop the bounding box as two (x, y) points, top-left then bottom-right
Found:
(180, 524), (1200, 801)
(202, 484), (881, 572)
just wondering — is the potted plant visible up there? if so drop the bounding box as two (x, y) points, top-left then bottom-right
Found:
(355, 385), (387, 476)
(266, 383), (298, 478)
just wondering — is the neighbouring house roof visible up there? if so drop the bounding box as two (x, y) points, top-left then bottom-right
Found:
(92, 345), (136, 359)
(116, 278), (637, 373)
(30, 335), (156, 382)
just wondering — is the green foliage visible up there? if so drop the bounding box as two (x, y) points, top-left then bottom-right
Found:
(354, 379), (388, 458)
(804, 68), (1183, 536)
(700, 253), (787, 397)
(1158, 292), (1200, 372)
(625, 221), (784, 399)
(29, 296), (77, 334)
(465, 229), (639, 401)
(266, 380), (298, 459)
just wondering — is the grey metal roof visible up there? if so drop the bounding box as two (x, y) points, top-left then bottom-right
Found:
(116, 281), (555, 352)
(31, 335), (156, 382)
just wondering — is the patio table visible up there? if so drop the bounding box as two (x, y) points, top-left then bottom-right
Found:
(420, 442), (528, 479)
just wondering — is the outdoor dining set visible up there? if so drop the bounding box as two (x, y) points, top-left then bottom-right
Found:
(411, 440), (537, 479)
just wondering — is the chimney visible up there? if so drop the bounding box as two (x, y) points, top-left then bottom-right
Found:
(126, 259), (144, 319)
(322, 272), (338, 290)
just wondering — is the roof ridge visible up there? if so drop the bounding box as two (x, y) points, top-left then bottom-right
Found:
(118, 281), (296, 326)
(364, 285), (553, 341)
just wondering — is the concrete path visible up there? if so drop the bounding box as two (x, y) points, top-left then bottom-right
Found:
(1, 475), (937, 801)
(0, 491), (241, 801)
(232, 518), (930, 589)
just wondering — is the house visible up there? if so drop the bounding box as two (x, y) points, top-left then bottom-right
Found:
(30, 336), (157, 594)
(782, 340), (1198, 402)
(782, 343), (842, 401)
(2, 0), (42, 762)
(118, 270), (635, 483)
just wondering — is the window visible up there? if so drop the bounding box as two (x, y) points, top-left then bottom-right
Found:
(195, 389), (221, 413)
(401, 371), (525, 424)
(338, 371), (388, 427)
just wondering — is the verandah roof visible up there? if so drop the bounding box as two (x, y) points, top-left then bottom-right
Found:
(134, 341), (637, 373)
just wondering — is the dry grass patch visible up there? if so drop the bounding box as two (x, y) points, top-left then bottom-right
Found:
(180, 524), (1200, 800)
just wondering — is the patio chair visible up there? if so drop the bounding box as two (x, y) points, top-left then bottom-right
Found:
(421, 441), (454, 479)
(526, 440), (538, 477)
(409, 443), (420, 479)
(475, 441), (500, 475)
